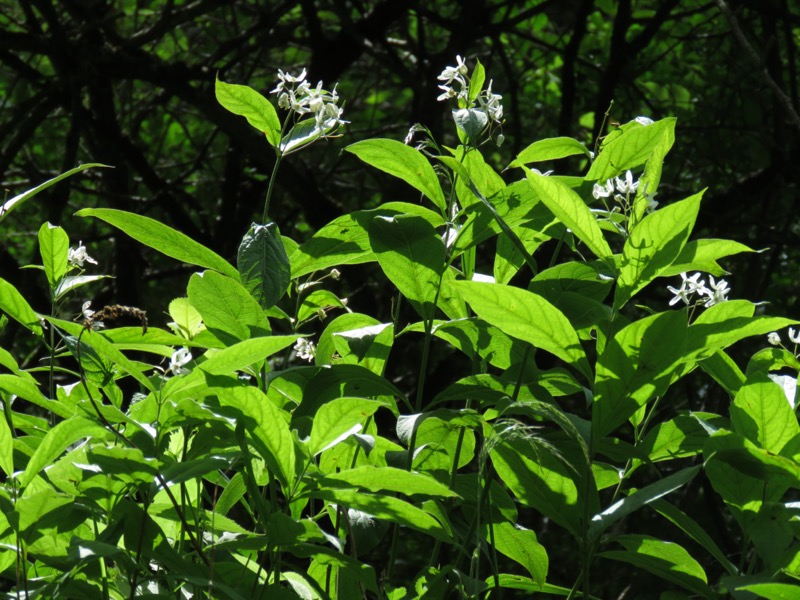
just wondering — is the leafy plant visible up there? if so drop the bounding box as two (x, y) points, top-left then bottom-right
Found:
(1, 57), (799, 599)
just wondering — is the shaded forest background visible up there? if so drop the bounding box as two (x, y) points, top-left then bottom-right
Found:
(1, 0), (799, 346)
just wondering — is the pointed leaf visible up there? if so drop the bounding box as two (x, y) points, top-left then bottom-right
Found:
(615, 190), (704, 309)
(320, 466), (458, 498)
(369, 215), (445, 322)
(0, 277), (43, 336)
(215, 77), (281, 147)
(449, 280), (591, 381)
(76, 208), (238, 278)
(587, 118), (677, 181)
(0, 163), (109, 224)
(38, 223), (69, 291)
(237, 221), (291, 309)
(309, 397), (382, 455)
(509, 137), (592, 168)
(346, 139), (446, 212)
(489, 521), (548, 587)
(526, 170), (612, 259)
(731, 373), (800, 453)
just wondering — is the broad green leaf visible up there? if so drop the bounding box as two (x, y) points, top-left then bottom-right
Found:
(188, 270), (269, 343)
(414, 414), (476, 471)
(369, 215), (445, 322)
(215, 77), (281, 147)
(0, 373), (72, 418)
(309, 397), (383, 455)
(593, 310), (688, 440)
(18, 417), (109, 487)
(88, 445), (159, 486)
(289, 202), (444, 278)
(308, 488), (452, 542)
(168, 297), (205, 339)
(280, 118), (329, 154)
(599, 535), (713, 599)
(0, 276), (43, 336)
(55, 274), (111, 301)
(452, 108), (488, 142)
(289, 543), (378, 594)
(297, 289), (347, 326)
(631, 119), (676, 224)
(508, 137), (592, 168)
(699, 349), (746, 396)
(454, 146), (505, 209)
(449, 281), (592, 381)
(614, 190), (704, 309)
(736, 583), (800, 599)
(662, 238), (755, 277)
(157, 454), (239, 488)
(587, 118), (677, 181)
(483, 575), (584, 597)
(319, 466), (458, 498)
(237, 222), (290, 309)
(330, 321), (394, 375)
(317, 312), (383, 364)
(53, 318), (156, 393)
(488, 521), (548, 587)
(494, 226), (549, 284)
(38, 223), (69, 291)
(214, 386), (295, 489)
(0, 163), (109, 223)
(651, 498), (738, 576)
(687, 300), (797, 360)
(490, 436), (582, 538)
(346, 139), (446, 212)
(0, 412), (13, 477)
(589, 465), (700, 539)
(76, 208), (238, 278)
(639, 412), (725, 463)
(199, 335), (300, 376)
(467, 59), (485, 104)
(731, 373), (800, 453)
(526, 170), (613, 259)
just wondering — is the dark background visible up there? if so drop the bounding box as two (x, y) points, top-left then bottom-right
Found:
(2, 1), (798, 332)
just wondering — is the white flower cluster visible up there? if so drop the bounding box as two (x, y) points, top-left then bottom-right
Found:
(768, 328), (800, 347)
(667, 272), (730, 308)
(271, 68), (347, 134)
(294, 337), (316, 362)
(168, 347), (192, 376)
(68, 241), (98, 268)
(436, 55), (503, 125)
(592, 170), (657, 213)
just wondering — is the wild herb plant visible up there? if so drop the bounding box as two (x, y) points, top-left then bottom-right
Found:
(1, 58), (799, 599)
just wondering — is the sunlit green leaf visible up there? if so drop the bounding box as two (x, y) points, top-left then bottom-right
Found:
(215, 77), (281, 147)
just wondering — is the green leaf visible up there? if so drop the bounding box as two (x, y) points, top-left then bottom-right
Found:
(640, 413), (725, 463)
(631, 119), (676, 223)
(736, 583), (800, 600)
(18, 417), (109, 487)
(615, 190), (704, 309)
(188, 271), (269, 343)
(526, 170), (613, 259)
(214, 386), (295, 489)
(490, 436), (582, 538)
(55, 274), (111, 301)
(587, 118), (677, 181)
(651, 499), (738, 576)
(0, 373), (72, 418)
(449, 281), (592, 381)
(599, 534), (713, 599)
(0, 412), (13, 477)
(0, 277), (43, 336)
(508, 137), (592, 168)
(731, 373), (800, 453)
(330, 321), (394, 375)
(289, 202), (444, 279)
(369, 215), (445, 322)
(38, 223), (69, 291)
(662, 238), (755, 277)
(238, 222), (291, 309)
(75, 208), (238, 278)
(593, 310), (688, 440)
(215, 77), (281, 147)
(280, 118), (328, 154)
(319, 466), (458, 498)
(297, 289), (347, 326)
(346, 139), (446, 212)
(308, 488), (452, 542)
(488, 521), (548, 586)
(699, 349), (746, 396)
(0, 163), (110, 223)
(309, 397), (383, 455)
(589, 465), (700, 539)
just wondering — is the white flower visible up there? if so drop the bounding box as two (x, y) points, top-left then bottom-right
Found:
(789, 328), (800, 344)
(478, 80), (503, 123)
(169, 348), (192, 376)
(768, 332), (782, 346)
(644, 191), (659, 213)
(614, 170), (639, 195)
(667, 272), (708, 306)
(592, 179), (615, 200)
(68, 241), (98, 267)
(437, 55), (468, 83)
(701, 275), (730, 307)
(635, 116), (654, 126)
(294, 338), (316, 362)
(270, 68), (307, 95)
(81, 301), (95, 319)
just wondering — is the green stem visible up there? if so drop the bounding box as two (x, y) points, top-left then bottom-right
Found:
(262, 151), (283, 223)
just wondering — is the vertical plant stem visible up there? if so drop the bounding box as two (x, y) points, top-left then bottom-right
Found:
(262, 151), (283, 223)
